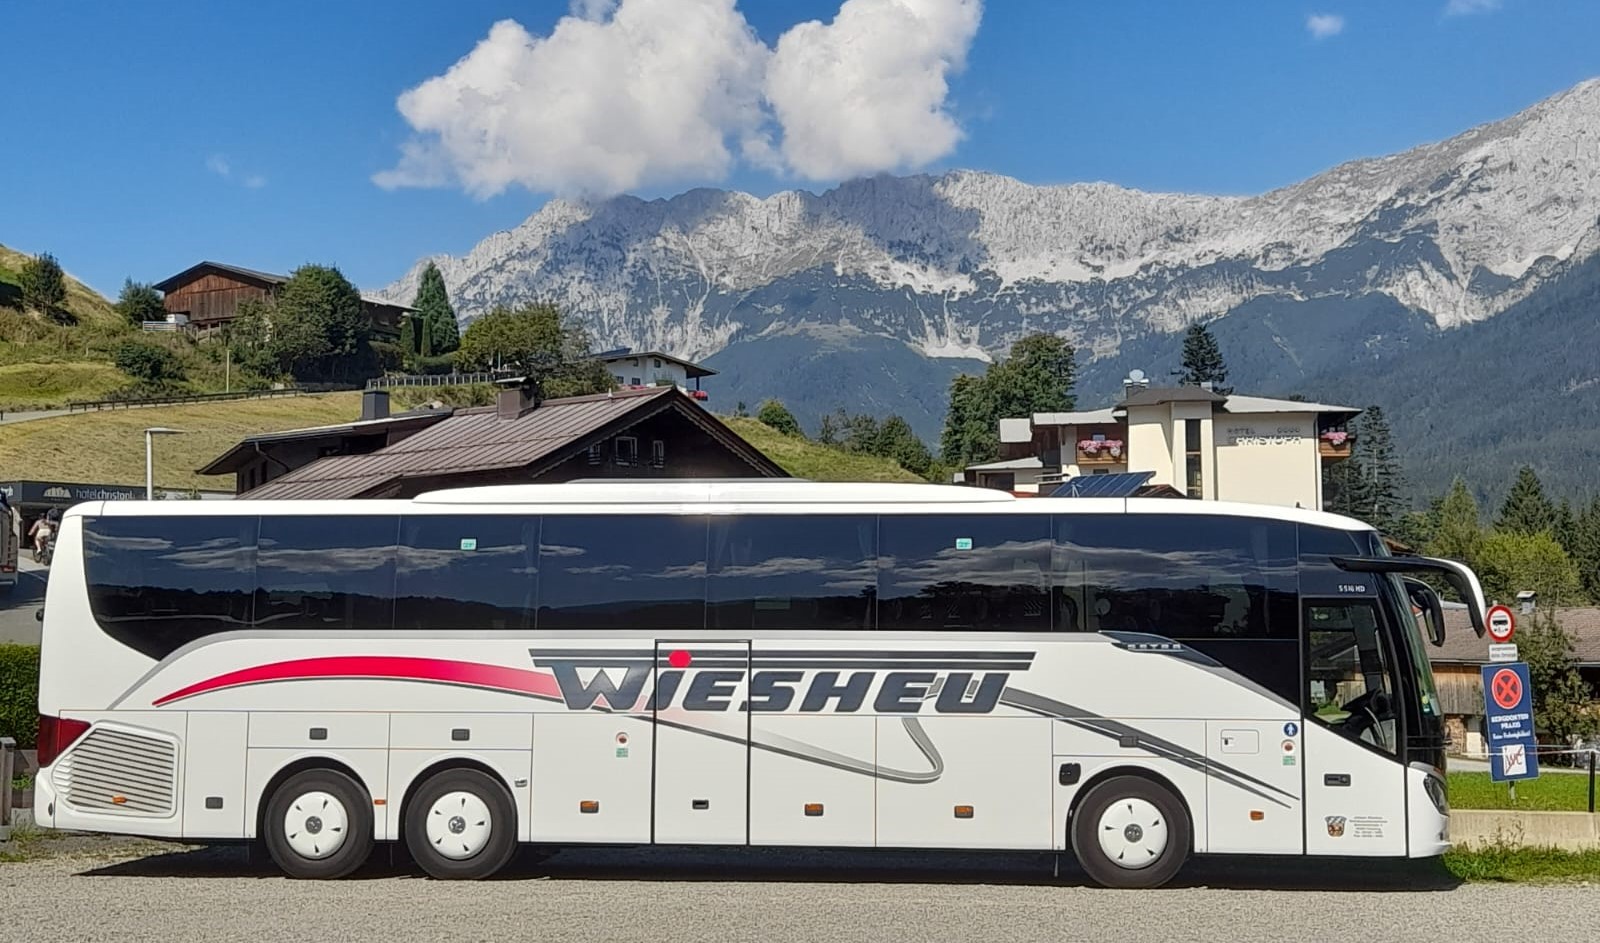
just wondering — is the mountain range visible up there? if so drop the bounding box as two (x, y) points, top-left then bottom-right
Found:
(383, 78), (1600, 503)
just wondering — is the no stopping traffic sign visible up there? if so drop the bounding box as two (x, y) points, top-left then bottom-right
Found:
(1486, 604), (1515, 643)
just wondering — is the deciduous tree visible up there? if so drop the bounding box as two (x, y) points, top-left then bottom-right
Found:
(19, 251), (66, 314)
(114, 279), (166, 326)
(1520, 610), (1599, 746)
(454, 302), (611, 398)
(757, 399), (803, 437)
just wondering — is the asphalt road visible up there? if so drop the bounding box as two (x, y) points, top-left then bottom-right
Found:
(0, 555), (44, 645)
(1, 842), (1592, 943)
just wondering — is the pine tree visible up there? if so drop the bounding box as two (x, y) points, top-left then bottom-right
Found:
(399, 312), (418, 359)
(1353, 406), (1404, 530)
(1553, 498), (1578, 557)
(1172, 322), (1230, 394)
(1573, 497), (1600, 603)
(1496, 466), (1556, 536)
(1426, 477), (1484, 568)
(1325, 454), (1370, 521)
(877, 415), (934, 477)
(411, 262), (459, 357)
(816, 409), (846, 445)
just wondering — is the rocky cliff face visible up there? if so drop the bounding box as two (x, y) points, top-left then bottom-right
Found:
(381, 78), (1600, 445)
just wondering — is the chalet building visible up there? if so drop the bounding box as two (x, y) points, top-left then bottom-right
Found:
(198, 383), (786, 500)
(963, 371), (1360, 511)
(152, 261), (411, 341)
(595, 348), (714, 402)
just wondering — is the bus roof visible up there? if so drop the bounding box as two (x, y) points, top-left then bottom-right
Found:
(74, 479), (1376, 531)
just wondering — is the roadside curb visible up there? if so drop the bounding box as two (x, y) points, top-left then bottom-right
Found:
(1452, 809), (1600, 851)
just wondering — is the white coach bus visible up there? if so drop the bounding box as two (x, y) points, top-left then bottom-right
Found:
(32, 480), (1489, 887)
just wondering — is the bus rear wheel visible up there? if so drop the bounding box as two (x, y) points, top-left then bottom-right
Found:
(262, 768), (374, 880)
(1070, 775), (1190, 889)
(404, 768), (518, 880)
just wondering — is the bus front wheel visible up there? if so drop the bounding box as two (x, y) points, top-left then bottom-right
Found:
(1070, 775), (1190, 889)
(404, 768), (518, 880)
(262, 768), (375, 880)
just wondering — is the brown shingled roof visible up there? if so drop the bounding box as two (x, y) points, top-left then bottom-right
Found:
(238, 386), (784, 499)
(1432, 606), (1600, 666)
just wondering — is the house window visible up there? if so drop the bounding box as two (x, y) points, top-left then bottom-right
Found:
(651, 440), (665, 468)
(1185, 419), (1204, 498)
(630, 376), (641, 386)
(615, 436), (638, 466)
(652, 358), (662, 368)
(587, 444), (603, 465)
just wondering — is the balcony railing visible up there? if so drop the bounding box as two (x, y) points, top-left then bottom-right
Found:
(1076, 439), (1125, 465)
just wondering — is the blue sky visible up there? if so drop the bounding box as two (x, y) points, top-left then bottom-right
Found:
(3, 0), (1598, 298)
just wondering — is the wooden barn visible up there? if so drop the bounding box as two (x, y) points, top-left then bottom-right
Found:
(152, 261), (410, 340)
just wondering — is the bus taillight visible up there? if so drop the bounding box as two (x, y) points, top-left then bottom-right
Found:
(37, 715), (90, 768)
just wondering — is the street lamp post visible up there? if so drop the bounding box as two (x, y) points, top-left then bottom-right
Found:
(144, 427), (183, 500)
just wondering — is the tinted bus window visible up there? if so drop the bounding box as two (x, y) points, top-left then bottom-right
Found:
(879, 515), (1052, 631)
(537, 515), (708, 629)
(255, 516), (398, 630)
(83, 516), (257, 659)
(1058, 513), (1299, 701)
(396, 516), (539, 630)
(1298, 524), (1363, 556)
(708, 515), (876, 630)
(1056, 514), (1296, 639)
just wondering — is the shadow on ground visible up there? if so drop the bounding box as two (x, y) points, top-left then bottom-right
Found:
(78, 842), (1463, 892)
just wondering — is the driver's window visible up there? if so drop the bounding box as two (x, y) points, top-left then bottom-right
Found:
(1305, 600), (1397, 755)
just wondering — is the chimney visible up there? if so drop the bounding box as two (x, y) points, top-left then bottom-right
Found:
(1199, 380), (1214, 392)
(1517, 590), (1537, 615)
(497, 378), (541, 420)
(361, 389), (390, 421)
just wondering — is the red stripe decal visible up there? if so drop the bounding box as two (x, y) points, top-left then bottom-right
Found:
(152, 656), (562, 707)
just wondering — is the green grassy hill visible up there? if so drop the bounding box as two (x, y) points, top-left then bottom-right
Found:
(0, 393), (365, 491)
(723, 417), (923, 482)
(0, 243), (120, 327)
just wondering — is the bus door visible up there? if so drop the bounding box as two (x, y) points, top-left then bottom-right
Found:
(652, 640), (752, 844)
(1301, 594), (1408, 856)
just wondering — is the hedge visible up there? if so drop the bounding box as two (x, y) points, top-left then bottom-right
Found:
(0, 644), (39, 748)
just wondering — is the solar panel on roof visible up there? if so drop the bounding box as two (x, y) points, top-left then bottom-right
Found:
(1049, 471), (1156, 498)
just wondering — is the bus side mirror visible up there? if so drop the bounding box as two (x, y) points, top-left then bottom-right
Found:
(1402, 577), (1445, 647)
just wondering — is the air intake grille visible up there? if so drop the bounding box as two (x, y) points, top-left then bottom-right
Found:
(57, 727), (178, 816)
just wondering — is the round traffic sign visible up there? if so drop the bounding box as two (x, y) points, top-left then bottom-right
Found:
(1486, 605), (1516, 643)
(1490, 668), (1522, 710)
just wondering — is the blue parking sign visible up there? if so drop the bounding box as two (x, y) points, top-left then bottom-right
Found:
(1480, 661), (1539, 782)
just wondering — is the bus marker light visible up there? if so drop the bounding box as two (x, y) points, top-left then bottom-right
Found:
(668, 650), (692, 669)
(374, 799), (386, 806)
(954, 805), (974, 819)
(111, 795), (127, 805)
(804, 803), (824, 816)
(1250, 810), (1264, 821)
(580, 801), (600, 814)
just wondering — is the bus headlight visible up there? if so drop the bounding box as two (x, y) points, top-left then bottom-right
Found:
(1422, 773), (1448, 815)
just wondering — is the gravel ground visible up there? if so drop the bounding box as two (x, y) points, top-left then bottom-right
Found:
(1, 838), (1594, 943)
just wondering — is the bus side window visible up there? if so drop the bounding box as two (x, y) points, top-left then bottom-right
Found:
(879, 514), (1052, 631)
(397, 515), (539, 630)
(707, 515), (876, 630)
(255, 515), (399, 630)
(537, 514), (709, 630)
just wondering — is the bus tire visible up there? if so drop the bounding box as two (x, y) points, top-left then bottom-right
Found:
(1070, 775), (1190, 889)
(404, 768), (518, 880)
(262, 768), (374, 880)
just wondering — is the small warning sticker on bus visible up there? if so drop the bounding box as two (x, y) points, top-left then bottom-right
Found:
(460, 538), (478, 551)
(955, 538), (973, 550)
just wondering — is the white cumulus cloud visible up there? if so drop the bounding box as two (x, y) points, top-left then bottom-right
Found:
(206, 153), (267, 188)
(1306, 13), (1345, 39)
(765, 0), (982, 181)
(375, 0), (984, 198)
